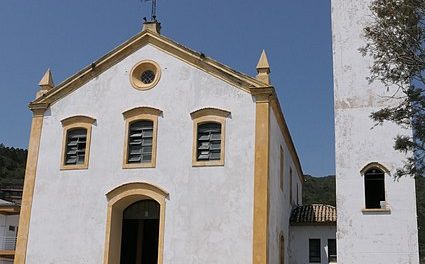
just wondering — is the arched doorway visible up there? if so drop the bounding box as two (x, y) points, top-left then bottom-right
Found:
(120, 200), (160, 264)
(103, 182), (167, 264)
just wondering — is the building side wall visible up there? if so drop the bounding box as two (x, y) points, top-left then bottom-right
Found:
(289, 225), (336, 264)
(268, 109), (302, 264)
(26, 44), (256, 264)
(331, 1), (419, 263)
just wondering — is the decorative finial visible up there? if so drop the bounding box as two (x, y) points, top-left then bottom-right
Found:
(142, 20), (161, 34)
(256, 50), (271, 85)
(36, 69), (54, 99)
(140, 0), (161, 33)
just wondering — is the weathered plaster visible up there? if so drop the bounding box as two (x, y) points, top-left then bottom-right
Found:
(26, 44), (256, 263)
(268, 109), (303, 264)
(331, 1), (419, 263)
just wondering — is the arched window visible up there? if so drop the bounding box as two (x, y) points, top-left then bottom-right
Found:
(64, 128), (88, 165)
(127, 120), (154, 164)
(196, 122), (222, 161)
(122, 107), (162, 169)
(364, 168), (385, 209)
(190, 108), (230, 166)
(61, 115), (96, 170)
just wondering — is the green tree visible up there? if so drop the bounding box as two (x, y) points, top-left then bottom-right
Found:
(360, 0), (425, 178)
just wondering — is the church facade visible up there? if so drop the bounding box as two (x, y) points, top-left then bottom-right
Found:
(15, 21), (303, 264)
(13, 1), (422, 263)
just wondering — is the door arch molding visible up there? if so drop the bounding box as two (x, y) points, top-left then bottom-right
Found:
(103, 182), (168, 264)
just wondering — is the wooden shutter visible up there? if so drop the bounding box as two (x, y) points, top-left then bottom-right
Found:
(128, 120), (153, 163)
(65, 128), (87, 165)
(197, 123), (221, 161)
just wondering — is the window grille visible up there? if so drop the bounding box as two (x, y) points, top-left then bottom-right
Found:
(128, 120), (153, 163)
(65, 128), (87, 165)
(140, 70), (156, 84)
(197, 122), (221, 161)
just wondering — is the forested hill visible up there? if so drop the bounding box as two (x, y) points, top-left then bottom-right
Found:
(0, 144), (26, 186)
(303, 174), (425, 263)
(0, 144), (423, 261)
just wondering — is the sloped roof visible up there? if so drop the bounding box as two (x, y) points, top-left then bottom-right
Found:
(290, 204), (336, 225)
(28, 27), (304, 181)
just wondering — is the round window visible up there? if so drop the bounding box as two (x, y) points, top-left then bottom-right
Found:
(130, 60), (161, 90)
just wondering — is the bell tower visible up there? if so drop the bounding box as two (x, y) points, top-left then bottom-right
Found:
(331, 1), (420, 263)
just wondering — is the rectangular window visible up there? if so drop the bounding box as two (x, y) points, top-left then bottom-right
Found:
(128, 120), (154, 163)
(309, 239), (321, 263)
(296, 183), (299, 205)
(8, 226), (15, 232)
(328, 239), (337, 262)
(65, 128), (87, 165)
(197, 123), (222, 161)
(280, 235), (285, 264)
(290, 167), (293, 205)
(280, 146), (284, 191)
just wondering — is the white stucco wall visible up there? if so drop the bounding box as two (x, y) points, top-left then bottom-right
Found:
(289, 225), (336, 264)
(332, 1), (419, 263)
(26, 44), (256, 263)
(268, 109), (303, 264)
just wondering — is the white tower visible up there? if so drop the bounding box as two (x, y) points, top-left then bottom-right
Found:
(331, 1), (420, 263)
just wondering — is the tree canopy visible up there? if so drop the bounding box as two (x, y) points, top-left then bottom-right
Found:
(360, 0), (425, 177)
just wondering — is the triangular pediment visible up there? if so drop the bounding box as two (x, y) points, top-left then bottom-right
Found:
(31, 30), (269, 108)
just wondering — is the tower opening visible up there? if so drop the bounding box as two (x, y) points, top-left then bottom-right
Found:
(364, 168), (385, 209)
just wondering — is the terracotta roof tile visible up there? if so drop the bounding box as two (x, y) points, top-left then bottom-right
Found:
(290, 204), (336, 225)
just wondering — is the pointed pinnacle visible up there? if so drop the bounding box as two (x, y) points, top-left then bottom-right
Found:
(38, 68), (54, 88)
(256, 50), (270, 70)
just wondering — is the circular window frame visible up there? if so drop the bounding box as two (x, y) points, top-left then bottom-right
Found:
(130, 60), (161, 90)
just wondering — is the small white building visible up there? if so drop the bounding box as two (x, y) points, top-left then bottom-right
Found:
(15, 21), (303, 264)
(289, 204), (337, 264)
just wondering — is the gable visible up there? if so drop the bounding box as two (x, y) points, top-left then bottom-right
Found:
(30, 30), (267, 108)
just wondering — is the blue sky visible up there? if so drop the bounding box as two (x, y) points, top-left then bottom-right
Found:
(0, 0), (334, 176)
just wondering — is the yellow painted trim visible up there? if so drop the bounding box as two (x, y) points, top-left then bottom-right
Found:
(0, 205), (20, 215)
(252, 92), (271, 264)
(103, 182), (168, 264)
(60, 115), (96, 170)
(0, 250), (15, 258)
(14, 106), (47, 264)
(190, 107), (230, 120)
(190, 108), (230, 167)
(361, 208), (391, 213)
(129, 60), (161, 90)
(27, 29), (304, 179)
(122, 107), (162, 169)
(30, 31), (265, 108)
(269, 96), (304, 183)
